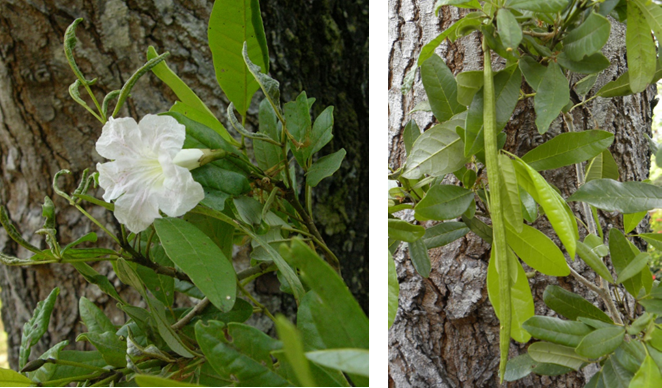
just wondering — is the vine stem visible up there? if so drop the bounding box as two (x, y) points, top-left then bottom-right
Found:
(482, 37), (511, 382)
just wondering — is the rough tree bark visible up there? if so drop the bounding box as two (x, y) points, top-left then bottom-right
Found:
(0, 0), (368, 369)
(388, 2), (655, 387)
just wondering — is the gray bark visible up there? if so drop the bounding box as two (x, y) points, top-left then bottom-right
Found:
(388, 2), (655, 387)
(0, 0), (367, 368)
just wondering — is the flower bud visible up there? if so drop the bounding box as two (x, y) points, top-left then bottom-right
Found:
(172, 149), (204, 170)
(173, 148), (229, 170)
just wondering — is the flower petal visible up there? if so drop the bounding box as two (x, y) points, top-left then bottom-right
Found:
(156, 157), (205, 217)
(97, 157), (164, 202)
(96, 117), (144, 160)
(113, 189), (162, 233)
(138, 114), (186, 159)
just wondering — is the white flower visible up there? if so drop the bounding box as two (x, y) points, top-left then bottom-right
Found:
(96, 114), (205, 233)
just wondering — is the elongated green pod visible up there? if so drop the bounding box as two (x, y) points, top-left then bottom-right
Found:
(482, 37), (511, 382)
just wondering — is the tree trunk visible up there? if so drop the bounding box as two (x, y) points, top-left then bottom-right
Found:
(388, 2), (655, 387)
(0, 0), (368, 369)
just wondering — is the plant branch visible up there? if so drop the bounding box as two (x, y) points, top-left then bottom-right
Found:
(564, 112), (623, 325)
(281, 186), (341, 274)
(172, 297), (211, 330)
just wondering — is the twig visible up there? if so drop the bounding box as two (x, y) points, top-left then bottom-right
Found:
(563, 112), (623, 325)
(170, 262), (275, 330)
(172, 297), (211, 330)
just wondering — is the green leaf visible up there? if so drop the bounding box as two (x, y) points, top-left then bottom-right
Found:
(456, 71), (484, 106)
(420, 54), (466, 123)
(309, 106), (334, 157)
(506, 0), (570, 13)
(71, 262), (123, 302)
(498, 154), (522, 233)
(578, 317), (616, 330)
(403, 114), (468, 179)
(0, 368), (33, 387)
(435, 0), (481, 12)
(418, 15), (483, 66)
(522, 316), (592, 347)
(149, 294), (196, 359)
(616, 253), (651, 284)
(242, 42), (280, 114)
(19, 287), (59, 370)
(534, 62), (570, 133)
(543, 285), (613, 323)
(609, 229), (646, 298)
(167, 116), (250, 210)
(497, 9), (522, 50)
(233, 196), (263, 225)
(284, 92), (314, 167)
(79, 297), (115, 335)
(166, 111), (236, 153)
(254, 99), (282, 174)
(422, 222), (470, 249)
(464, 88), (486, 157)
(505, 223), (570, 276)
(464, 65), (521, 156)
(306, 149), (346, 187)
(596, 60), (662, 97)
(196, 321), (290, 386)
(134, 245), (175, 306)
(184, 212), (234, 260)
(575, 326), (625, 359)
(286, 240), (368, 350)
(388, 251), (399, 329)
(563, 12), (611, 61)
(25, 340), (68, 383)
(275, 316), (315, 387)
(640, 233), (662, 251)
(557, 52), (611, 75)
(47, 350), (107, 382)
(513, 157), (578, 257)
(584, 234), (609, 256)
(528, 342), (589, 371)
(576, 240), (614, 283)
(76, 331), (126, 368)
(388, 219), (425, 242)
(414, 185), (474, 221)
(615, 340), (647, 374)
(408, 239), (431, 278)
(585, 150), (620, 182)
(194, 205), (305, 302)
(494, 65), (523, 130)
(61, 232), (97, 254)
(403, 120), (421, 155)
(504, 354), (536, 382)
(626, 1), (657, 94)
(111, 52), (170, 117)
(487, 250), (534, 343)
(169, 101), (236, 146)
(569, 179), (662, 214)
(630, 355), (661, 387)
(520, 189), (538, 223)
(154, 218), (237, 312)
(640, 299), (662, 314)
(634, 0), (662, 43)
(306, 349), (369, 377)
(575, 74), (599, 96)
(146, 46), (235, 145)
(520, 56), (546, 91)
(208, 0), (268, 115)
(597, 356), (634, 388)
(521, 130), (614, 171)
(135, 375), (201, 387)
